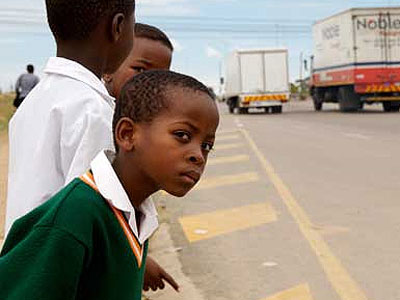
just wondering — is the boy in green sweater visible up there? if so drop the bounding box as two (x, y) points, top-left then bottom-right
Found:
(0, 70), (219, 300)
(104, 22), (178, 293)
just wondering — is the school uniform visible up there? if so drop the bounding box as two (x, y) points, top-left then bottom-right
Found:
(6, 57), (115, 234)
(0, 151), (158, 300)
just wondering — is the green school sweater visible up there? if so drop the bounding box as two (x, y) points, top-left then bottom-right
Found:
(0, 178), (148, 300)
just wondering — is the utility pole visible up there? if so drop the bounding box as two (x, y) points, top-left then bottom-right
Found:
(219, 59), (223, 97)
(299, 51), (304, 97)
(299, 51), (303, 82)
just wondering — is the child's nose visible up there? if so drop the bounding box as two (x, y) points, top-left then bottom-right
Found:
(188, 150), (205, 166)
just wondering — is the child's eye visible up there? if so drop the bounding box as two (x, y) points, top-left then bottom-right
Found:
(132, 66), (146, 73)
(174, 131), (191, 142)
(202, 142), (214, 152)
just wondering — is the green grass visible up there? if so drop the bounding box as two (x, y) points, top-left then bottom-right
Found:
(0, 93), (15, 132)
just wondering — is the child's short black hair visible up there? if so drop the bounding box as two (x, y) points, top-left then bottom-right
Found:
(113, 70), (214, 150)
(135, 23), (174, 51)
(46, 0), (135, 41)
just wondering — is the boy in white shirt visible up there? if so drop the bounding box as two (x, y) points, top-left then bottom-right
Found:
(5, 0), (135, 233)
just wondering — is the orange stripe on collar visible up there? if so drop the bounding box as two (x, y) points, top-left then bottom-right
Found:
(80, 171), (99, 193)
(107, 203), (144, 267)
(79, 170), (144, 267)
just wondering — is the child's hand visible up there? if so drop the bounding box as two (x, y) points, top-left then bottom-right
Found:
(143, 256), (180, 292)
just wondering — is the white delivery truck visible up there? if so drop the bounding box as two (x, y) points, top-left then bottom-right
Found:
(224, 48), (290, 114)
(311, 7), (400, 112)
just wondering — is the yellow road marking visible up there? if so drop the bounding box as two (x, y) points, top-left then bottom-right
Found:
(215, 143), (244, 151)
(196, 172), (259, 190)
(262, 284), (314, 300)
(179, 202), (277, 242)
(207, 154), (250, 166)
(216, 134), (241, 141)
(217, 129), (239, 135)
(241, 129), (368, 300)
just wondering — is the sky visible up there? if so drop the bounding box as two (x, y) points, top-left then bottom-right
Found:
(0, 0), (398, 93)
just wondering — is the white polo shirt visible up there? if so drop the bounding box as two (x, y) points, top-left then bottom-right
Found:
(6, 57), (115, 234)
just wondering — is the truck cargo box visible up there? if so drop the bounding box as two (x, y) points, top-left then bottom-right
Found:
(311, 7), (400, 112)
(224, 48), (290, 114)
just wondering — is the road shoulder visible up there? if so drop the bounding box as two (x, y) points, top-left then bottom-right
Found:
(0, 131), (8, 247)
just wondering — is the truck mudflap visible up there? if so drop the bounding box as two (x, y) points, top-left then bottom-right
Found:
(240, 94), (289, 107)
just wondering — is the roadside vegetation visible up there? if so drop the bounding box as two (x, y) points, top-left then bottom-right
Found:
(0, 93), (15, 132)
(290, 82), (310, 100)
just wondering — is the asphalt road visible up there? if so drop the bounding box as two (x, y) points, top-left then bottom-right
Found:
(161, 99), (400, 300)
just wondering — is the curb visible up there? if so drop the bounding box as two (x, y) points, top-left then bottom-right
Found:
(143, 223), (206, 300)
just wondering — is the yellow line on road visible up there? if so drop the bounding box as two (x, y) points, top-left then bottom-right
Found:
(214, 143), (244, 151)
(216, 134), (241, 141)
(262, 283), (314, 300)
(179, 202), (277, 242)
(207, 154), (250, 166)
(241, 129), (368, 300)
(196, 172), (259, 190)
(217, 129), (239, 135)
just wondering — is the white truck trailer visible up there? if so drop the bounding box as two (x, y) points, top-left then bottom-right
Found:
(224, 48), (290, 114)
(311, 7), (400, 112)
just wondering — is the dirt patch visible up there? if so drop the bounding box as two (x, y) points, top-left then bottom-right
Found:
(0, 93), (15, 132)
(0, 131), (8, 242)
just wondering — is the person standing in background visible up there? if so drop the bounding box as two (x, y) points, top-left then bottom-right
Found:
(14, 64), (40, 108)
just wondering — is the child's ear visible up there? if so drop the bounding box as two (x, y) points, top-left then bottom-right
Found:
(111, 13), (125, 43)
(114, 117), (137, 151)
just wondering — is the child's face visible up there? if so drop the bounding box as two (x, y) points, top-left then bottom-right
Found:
(132, 90), (219, 197)
(106, 37), (172, 98)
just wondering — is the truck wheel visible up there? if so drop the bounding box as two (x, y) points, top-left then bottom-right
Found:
(271, 106), (282, 114)
(383, 102), (400, 112)
(383, 102), (391, 112)
(312, 88), (323, 111)
(227, 98), (237, 114)
(313, 97), (323, 111)
(238, 107), (248, 114)
(338, 86), (360, 112)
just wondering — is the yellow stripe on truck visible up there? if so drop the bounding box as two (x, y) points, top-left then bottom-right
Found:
(365, 84), (400, 93)
(243, 95), (288, 102)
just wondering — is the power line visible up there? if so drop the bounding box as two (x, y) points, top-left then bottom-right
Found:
(0, 19), (311, 31)
(0, 8), (312, 41)
(0, 7), (314, 23)
(0, 17), (312, 30)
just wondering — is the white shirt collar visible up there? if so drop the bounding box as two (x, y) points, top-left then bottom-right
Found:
(44, 57), (115, 107)
(90, 150), (159, 244)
